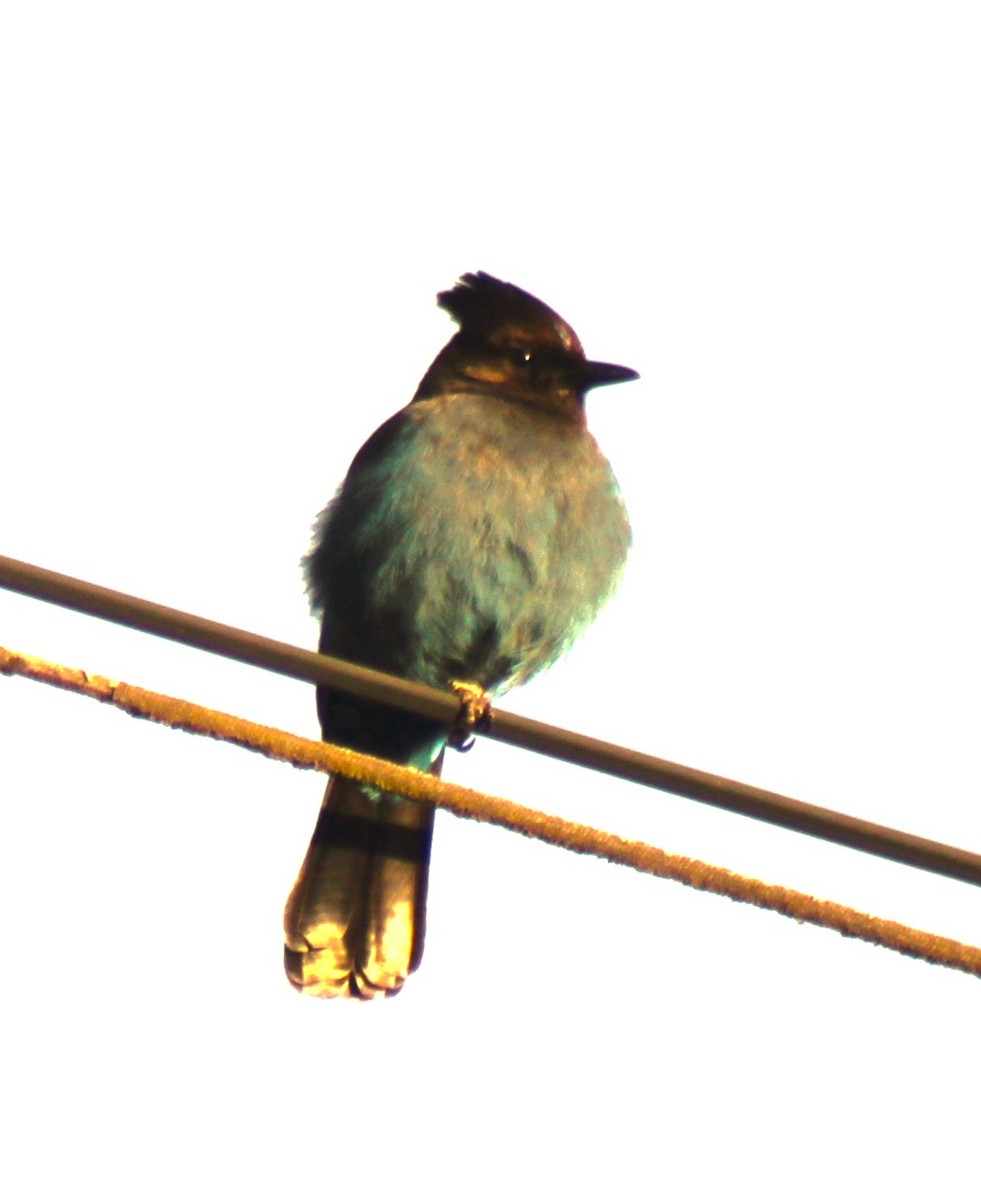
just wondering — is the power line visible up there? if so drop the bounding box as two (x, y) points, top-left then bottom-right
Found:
(2, 642), (979, 979)
(2, 551), (980, 888)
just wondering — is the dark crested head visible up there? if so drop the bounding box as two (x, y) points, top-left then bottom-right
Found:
(413, 271), (638, 412)
(438, 272), (586, 357)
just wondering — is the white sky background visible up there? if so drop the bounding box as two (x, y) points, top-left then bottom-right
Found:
(2, 3), (979, 1195)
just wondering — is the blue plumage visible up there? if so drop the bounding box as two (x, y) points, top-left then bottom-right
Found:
(285, 272), (637, 998)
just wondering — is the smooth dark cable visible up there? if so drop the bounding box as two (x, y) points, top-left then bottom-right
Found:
(3, 552), (980, 888)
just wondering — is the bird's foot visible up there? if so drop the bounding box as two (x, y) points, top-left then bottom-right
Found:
(449, 680), (492, 752)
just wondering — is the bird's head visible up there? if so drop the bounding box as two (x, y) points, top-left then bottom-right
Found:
(412, 272), (638, 418)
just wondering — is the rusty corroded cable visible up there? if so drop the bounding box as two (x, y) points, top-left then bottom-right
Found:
(2, 643), (979, 979)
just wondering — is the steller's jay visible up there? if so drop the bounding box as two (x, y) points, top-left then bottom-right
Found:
(284, 272), (637, 998)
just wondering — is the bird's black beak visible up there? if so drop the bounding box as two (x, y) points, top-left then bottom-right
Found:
(579, 360), (640, 391)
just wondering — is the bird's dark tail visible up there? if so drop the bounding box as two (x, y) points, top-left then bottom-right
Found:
(283, 769), (437, 999)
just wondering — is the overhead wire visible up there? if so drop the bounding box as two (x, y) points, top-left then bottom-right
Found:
(2, 643), (979, 979)
(3, 552), (981, 888)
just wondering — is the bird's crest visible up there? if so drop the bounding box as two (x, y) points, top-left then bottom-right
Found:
(438, 272), (584, 356)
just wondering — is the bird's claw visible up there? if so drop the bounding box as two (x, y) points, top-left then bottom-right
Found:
(449, 681), (492, 752)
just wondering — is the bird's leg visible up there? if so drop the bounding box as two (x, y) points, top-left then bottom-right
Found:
(449, 681), (492, 752)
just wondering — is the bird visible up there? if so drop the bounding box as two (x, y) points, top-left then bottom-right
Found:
(283, 271), (637, 999)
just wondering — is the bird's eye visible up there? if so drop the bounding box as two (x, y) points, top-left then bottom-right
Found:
(508, 349), (534, 368)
